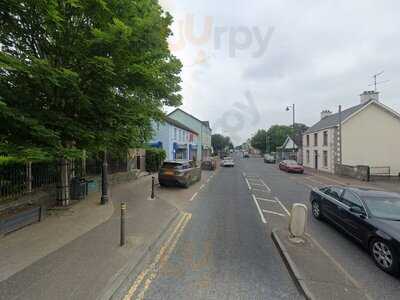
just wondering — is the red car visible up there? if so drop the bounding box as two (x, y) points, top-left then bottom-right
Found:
(279, 160), (304, 174)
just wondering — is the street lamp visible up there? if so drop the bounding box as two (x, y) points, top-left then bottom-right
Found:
(101, 150), (109, 205)
(286, 104), (295, 128)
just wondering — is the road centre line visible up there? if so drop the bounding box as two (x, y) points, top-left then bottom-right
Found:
(245, 178), (251, 190)
(251, 194), (267, 224)
(262, 209), (286, 217)
(274, 196), (291, 216)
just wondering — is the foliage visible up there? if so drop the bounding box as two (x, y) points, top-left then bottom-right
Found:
(0, 0), (182, 160)
(145, 148), (166, 172)
(250, 129), (268, 154)
(211, 134), (232, 153)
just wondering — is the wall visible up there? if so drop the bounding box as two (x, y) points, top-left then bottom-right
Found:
(342, 103), (400, 176)
(169, 110), (211, 161)
(335, 164), (370, 181)
(302, 127), (335, 173)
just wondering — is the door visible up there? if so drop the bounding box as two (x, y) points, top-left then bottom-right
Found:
(314, 151), (318, 169)
(338, 190), (369, 242)
(322, 187), (344, 224)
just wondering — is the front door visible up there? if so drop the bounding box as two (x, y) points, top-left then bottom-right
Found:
(314, 151), (318, 169)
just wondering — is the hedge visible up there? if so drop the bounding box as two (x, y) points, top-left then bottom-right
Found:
(145, 148), (166, 172)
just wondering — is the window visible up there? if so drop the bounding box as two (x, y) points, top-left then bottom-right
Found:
(341, 191), (364, 212)
(174, 128), (177, 140)
(325, 187), (344, 200)
(306, 150), (310, 164)
(314, 133), (318, 146)
(306, 135), (310, 147)
(323, 131), (328, 146)
(323, 150), (328, 167)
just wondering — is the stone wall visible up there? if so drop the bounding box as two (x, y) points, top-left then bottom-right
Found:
(335, 164), (370, 181)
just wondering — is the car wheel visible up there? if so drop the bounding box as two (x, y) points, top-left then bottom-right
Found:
(370, 239), (399, 275)
(311, 200), (323, 220)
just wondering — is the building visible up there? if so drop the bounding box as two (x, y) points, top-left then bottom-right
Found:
(150, 116), (199, 161)
(168, 109), (212, 161)
(302, 91), (400, 176)
(276, 136), (299, 162)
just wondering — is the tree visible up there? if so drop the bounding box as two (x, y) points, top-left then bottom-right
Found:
(250, 129), (267, 153)
(0, 0), (182, 159)
(0, 0), (182, 204)
(266, 125), (293, 152)
(211, 134), (232, 153)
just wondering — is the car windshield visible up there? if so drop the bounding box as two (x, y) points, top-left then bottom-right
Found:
(286, 160), (298, 165)
(364, 196), (400, 220)
(224, 157), (232, 160)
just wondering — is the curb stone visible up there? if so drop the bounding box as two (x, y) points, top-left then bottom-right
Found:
(99, 209), (181, 300)
(271, 229), (315, 300)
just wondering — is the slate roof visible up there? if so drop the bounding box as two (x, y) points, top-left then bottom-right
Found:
(168, 108), (212, 130)
(164, 116), (198, 135)
(305, 101), (368, 134)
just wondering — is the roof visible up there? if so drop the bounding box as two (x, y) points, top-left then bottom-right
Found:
(164, 116), (198, 135)
(168, 108), (212, 130)
(281, 136), (298, 150)
(305, 102), (368, 134)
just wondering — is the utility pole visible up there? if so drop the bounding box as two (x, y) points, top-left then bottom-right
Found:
(338, 105), (342, 166)
(286, 104), (296, 158)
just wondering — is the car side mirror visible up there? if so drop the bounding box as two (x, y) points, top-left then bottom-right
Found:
(350, 206), (366, 217)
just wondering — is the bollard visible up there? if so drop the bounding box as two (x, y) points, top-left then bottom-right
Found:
(120, 202), (126, 246)
(151, 176), (155, 199)
(288, 203), (308, 243)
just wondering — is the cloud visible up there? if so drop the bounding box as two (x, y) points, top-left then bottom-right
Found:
(163, 0), (400, 144)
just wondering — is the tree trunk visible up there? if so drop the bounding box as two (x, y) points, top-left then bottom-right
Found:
(57, 158), (70, 206)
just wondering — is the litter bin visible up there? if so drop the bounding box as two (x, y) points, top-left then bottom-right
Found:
(71, 177), (87, 200)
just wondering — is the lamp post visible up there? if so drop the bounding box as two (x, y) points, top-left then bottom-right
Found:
(286, 104), (296, 159)
(101, 150), (109, 205)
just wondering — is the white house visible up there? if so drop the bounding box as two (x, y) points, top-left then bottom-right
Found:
(150, 116), (199, 161)
(303, 91), (400, 176)
(276, 136), (299, 162)
(168, 109), (212, 161)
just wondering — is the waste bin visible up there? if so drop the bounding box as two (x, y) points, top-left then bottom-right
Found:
(70, 177), (87, 200)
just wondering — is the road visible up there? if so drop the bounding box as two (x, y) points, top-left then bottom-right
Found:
(126, 157), (303, 299)
(236, 156), (400, 300)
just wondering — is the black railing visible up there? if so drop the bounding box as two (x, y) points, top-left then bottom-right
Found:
(0, 154), (127, 202)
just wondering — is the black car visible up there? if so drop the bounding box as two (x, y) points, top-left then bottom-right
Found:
(310, 186), (400, 275)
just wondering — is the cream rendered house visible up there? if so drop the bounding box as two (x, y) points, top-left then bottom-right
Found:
(303, 91), (400, 176)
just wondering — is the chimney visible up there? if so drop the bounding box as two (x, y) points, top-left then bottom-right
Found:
(360, 90), (379, 104)
(320, 110), (332, 119)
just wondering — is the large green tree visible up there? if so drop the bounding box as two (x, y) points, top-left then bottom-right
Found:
(211, 134), (232, 153)
(0, 0), (182, 160)
(250, 129), (268, 153)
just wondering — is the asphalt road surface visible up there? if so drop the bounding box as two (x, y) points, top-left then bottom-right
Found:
(237, 156), (400, 300)
(139, 158), (303, 300)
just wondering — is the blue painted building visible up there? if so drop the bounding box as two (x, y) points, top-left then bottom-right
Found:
(150, 117), (199, 161)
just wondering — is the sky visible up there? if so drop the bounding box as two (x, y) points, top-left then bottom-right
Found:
(160, 0), (400, 145)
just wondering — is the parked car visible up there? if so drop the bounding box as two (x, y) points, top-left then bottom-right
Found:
(158, 160), (201, 188)
(243, 151), (249, 158)
(221, 157), (235, 167)
(310, 186), (400, 275)
(278, 160), (304, 173)
(264, 154), (276, 164)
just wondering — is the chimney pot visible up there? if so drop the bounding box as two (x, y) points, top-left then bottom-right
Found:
(321, 110), (332, 119)
(360, 90), (379, 104)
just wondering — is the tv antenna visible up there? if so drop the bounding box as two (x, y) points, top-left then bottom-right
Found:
(368, 71), (389, 91)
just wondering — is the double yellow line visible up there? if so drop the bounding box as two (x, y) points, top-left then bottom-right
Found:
(123, 212), (192, 300)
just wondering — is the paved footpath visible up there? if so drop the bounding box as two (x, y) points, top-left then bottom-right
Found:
(0, 175), (181, 300)
(124, 162), (302, 299)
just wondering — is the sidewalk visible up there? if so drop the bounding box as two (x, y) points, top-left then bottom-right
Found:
(304, 167), (400, 193)
(0, 175), (179, 300)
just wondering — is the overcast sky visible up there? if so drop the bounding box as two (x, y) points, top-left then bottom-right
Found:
(160, 0), (400, 145)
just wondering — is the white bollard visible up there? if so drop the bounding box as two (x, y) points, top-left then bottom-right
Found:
(289, 203), (308, 243)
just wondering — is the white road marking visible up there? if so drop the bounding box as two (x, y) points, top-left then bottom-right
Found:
(249, 183), (264, 187)
(274, 196), (291, 216)
(252, 188), (269, 192)
(189, 192), (198, 202)
(242, 172), (247, 177)
(245, 178), (251, 190)
(251, 194), (266, 224)
(262, 209), (286, 217)
(259, 179), (272, 192)
(256, 197), (277, 203)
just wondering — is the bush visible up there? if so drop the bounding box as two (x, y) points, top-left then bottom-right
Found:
(145, 148), (166, 172)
